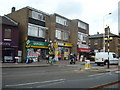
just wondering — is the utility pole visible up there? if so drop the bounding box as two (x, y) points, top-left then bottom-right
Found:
(103, 13), (112, 52)
(107, 26), (110, 69)
(104, 26), (113, 69)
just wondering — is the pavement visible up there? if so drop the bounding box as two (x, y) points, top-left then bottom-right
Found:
(0, 60), (120, 72)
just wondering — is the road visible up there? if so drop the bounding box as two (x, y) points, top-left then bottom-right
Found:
(2, 63), (120, 88)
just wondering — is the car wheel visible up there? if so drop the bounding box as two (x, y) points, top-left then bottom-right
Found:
(104, 60), (109, 65)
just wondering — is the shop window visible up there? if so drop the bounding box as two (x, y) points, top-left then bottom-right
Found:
(3, 48), (14, 62)
(4, 29), (11, 41)
(64, 49), (68, 52)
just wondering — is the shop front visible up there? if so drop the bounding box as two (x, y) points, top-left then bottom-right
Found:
(54, 41), (72, 60)
(1, 41), (18, 63)
(77, 48), (90, 61)
(26, 40), (49, 62)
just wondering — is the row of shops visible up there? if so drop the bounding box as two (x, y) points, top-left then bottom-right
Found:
(25, 40), (73, 62)
(2, 40), (91, 63)
(25, 40), (90, 62)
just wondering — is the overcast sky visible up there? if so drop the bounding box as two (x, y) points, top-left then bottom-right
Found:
(1, 0), (119, 35)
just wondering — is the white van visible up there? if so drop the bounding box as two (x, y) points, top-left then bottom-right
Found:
(95, 52), (119, 66)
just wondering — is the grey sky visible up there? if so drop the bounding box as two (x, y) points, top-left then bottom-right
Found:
(0, 0), (119, 35)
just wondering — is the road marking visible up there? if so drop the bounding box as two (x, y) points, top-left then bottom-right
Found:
(88, 73), (105, 77)
(106, 72), (112, 75)
(115, 71), (120, 74)
(67, 65), (78, 67)
(5, 79), (65, 87)
(37, 81), (65, 88)
(92, 67), (105, 69)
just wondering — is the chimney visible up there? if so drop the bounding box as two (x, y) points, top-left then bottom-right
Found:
(11, 7), (15, 13)
(97, 32), (99, 35)
(105, 26), (110, 36)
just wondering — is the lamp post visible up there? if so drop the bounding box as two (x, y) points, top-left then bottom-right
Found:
(103, 13), (112, 52)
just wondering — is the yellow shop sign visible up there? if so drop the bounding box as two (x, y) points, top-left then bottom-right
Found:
(65, 43), (72, 47)
(56, 41), (72, 47)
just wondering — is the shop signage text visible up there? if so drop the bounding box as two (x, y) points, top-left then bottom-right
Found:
(26, 40), (48, 48)
(0, 42), (11, 46)
(78, 48), (90, 52)
(56, 41), (72, 47)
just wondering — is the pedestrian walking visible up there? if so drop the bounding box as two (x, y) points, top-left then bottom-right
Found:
(26, 58), (30, 64)
(70, 53), (76, 64)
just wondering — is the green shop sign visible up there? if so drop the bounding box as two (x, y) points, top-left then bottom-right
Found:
(26, 40), (49, 48)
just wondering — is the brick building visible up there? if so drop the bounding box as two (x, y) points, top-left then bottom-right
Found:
(48, 14), (90, 60)
(7, 7), (50, 62)
(89, 31), (120, 56)
(6, 6), (90, 62)
(0, 16), (19, 62)
(48, 13), (72, 60)
(70, 19), (90, 60)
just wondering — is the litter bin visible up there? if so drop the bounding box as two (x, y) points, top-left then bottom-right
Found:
(85, 60), (90, 69)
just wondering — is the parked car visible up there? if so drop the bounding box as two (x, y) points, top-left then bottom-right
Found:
(95, 52), (119, 66)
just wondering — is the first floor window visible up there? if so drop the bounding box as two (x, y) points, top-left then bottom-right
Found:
(56, 30), (61, 39)
(63, 31), (69, 41)
(28, 23), (46, 38)
(28, 25), (38, 36)
(39, 28), (45, 38)
(4, 29), (11, 41)
(78, 32), (88, 42)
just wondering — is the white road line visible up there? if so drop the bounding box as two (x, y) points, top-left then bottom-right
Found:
(37, 81), (65, 88)
(115, 71), (120, 74)
(67, 65), (78, 66)
(88, 73), (105, 77)
(5, 79), (65, 87)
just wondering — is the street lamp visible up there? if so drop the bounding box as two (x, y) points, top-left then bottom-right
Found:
(103, 13), (112, 52)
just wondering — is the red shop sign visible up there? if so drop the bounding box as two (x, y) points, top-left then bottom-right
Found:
(78, 48), (90, 52)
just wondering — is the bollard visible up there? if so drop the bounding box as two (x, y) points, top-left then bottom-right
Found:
(15, 57), (19, 64)
(85, 60), (90, 69)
